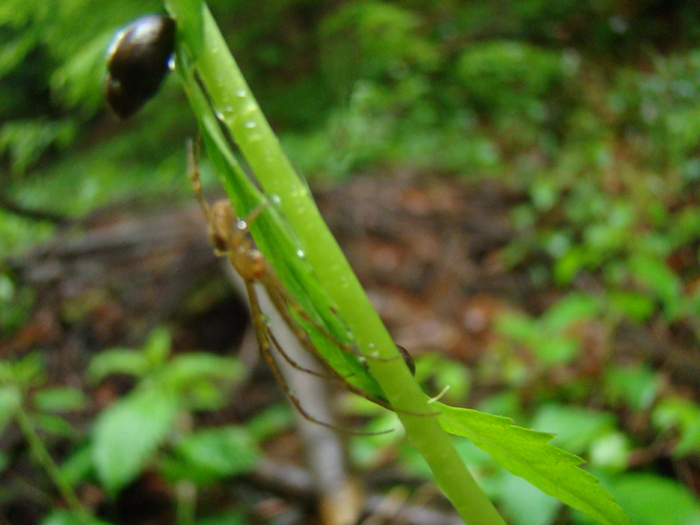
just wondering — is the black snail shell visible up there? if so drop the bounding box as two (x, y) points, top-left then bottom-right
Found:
(105, 14), (176, 119)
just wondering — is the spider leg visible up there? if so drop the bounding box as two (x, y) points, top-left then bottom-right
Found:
(244, 280), (392, 436)
(187, 138), (431, 425)
(266, 324), (341, 380)
(187, 139), (217, 237)
(263, 281), (437, 418)
(264, 270), (398, 364)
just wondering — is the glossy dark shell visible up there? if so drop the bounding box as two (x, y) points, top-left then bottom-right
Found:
(397, 345), (416, 376)
(105, 14), (176, 119)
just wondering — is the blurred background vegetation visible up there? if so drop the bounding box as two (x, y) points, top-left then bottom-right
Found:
(2, 0), (700, 524)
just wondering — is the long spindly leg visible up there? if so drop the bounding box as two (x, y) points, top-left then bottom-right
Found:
(187, 138), (430, 423)
(244, 279), (392, 436)
(263, 269), (399, 365)
(269, 328), (436, 418)
(262, 282), (437, 418)
(190, 141), (396, 368)
(229, 211), (434, 417)
(187, 139), (219, 245)
(266, 327), (345, 380)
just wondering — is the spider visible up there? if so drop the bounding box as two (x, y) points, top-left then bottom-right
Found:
(187, 140), (417, 434)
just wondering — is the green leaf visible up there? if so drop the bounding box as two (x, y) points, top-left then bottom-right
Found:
(438, 404), (632, 525)
(554, 247), (586, 285)
(172, 426), (259, 484)
(530, 404), (617, 455)
(163, 353), (244, 386)
(40, 509), (110, 525)
(536, 337), (579, 366)
(0, 352), (45, 386)
(92, 388), (178, 494)
(86, 349), (150, 383)
(541, 293), (600, 331)
(0, 119), (77, 175)
(143, 327), (172, 366)
(245, 405), (296, 441)
(159, 353), (244, 409)
(0, 361), (15, 384)
(610, 473), (700, 525)
(58, 445), (94, 488)
(588, 432), (631, 473)
(498, 472), (562, 525)
(33, 387), (88, 413)
(183, 380), (228, 410)
(0, 385), (21, 433)
(629, 255), (683, 320)
(604, 365), (658, 411)
(415, 354), (471, 404)
(608, 290), (655, 322)
(495, 311), (538, 343)
(34, 413), (78, 439)
(651, 397), (700, 456)
(476, 391), (523, 421)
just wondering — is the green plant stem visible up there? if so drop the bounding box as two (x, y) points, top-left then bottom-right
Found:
(166, 1), (505, 523)
(15, 408), (90, 522)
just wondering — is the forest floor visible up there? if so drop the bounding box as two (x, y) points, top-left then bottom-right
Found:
(3, 174), (699, 523)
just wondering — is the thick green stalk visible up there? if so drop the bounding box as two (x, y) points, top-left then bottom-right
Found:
(166, 1), (505, 523)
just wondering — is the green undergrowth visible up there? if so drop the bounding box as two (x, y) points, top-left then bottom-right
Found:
(1, 0), (700, 523)
(0, 329), (257, 524)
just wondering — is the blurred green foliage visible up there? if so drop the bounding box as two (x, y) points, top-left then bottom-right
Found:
(3, 0), (700, 214)
(2, 0), (700, 523)
(0, 329), (255, 523)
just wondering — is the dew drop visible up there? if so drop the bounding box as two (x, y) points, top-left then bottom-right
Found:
(236, 88), (246, 98)
(296, 249), (305, 258)
(366, 343), (379, 358)
(168, 56), (176, 71)
(270, 194), (282, 204)
(244, 120), (256, 129)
